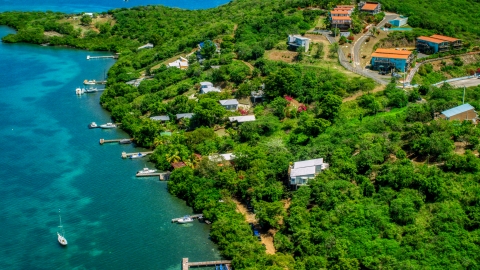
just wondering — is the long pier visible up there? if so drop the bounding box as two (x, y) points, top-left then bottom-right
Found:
(182, 258), (232, 270)
(172, 214), (203, 223)
(99, 138), (133, 145)
(135, 172), (170, 180)
(121, 151), (153, 159)
(87, 55), (117, 60)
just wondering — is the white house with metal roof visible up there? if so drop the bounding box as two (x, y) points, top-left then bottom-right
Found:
(439, 103), (477, 121)
(219, 99), (239, 111)
(289, 158), (329, 186)
(199, 82), (221, 94)
(150, 115), (170, 121)
(176, 113), (194, 120)
(228, 115), (256, 123)
(208, 153), (235, 162)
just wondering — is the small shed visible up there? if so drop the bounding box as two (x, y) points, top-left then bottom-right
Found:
(251, 90), (264, 103)
(440, 104), (477, 121)
(150, 115), (170, 121)
(219, 99), (239, 111)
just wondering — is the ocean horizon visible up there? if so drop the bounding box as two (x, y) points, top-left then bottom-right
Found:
(0, 0), (229, 13)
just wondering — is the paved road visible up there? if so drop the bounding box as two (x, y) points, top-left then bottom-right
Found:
(448, 78), (480, 88)
(353, 14), (397, 68)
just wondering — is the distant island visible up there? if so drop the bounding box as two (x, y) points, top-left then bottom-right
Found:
(1, 0), (480, 268)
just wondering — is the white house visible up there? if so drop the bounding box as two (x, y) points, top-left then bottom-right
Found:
(289, 158), (329, 186)
(229, 115), (256, 123)
(168, 57), (189, 69)
(208, 153), (235, 162)
(138, 43), (154, 50)
(287, 35), (311, 52)
(150, 115), (170, 121)
(219, 99), (239, 111)
(199, 82), (221, 94)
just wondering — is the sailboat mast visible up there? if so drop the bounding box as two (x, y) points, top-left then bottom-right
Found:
(59, 209), (65, 236)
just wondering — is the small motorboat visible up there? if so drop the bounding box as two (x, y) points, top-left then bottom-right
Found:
(84, 87), (98, 93)
(130, 153), (147, 159)
(88, 122), (98, 129)
(75, 87), (85, 95)
(99, 123), (116, 129)
(177, 215), (194, 224)
(137, 166), (157, 174)
(84, 79), (96, 85)
(119, 139), (132, 144)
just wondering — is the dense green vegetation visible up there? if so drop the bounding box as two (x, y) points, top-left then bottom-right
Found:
(2, 0), (480, 269)
(379, 0), (480, 38)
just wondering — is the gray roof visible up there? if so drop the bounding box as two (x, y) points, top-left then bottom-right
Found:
(229, 115), (256, 123)
(340, 32), (350, 38)
(150, 115), (170, 121)
(219, 99), (239, 106)
(293, 158), (325, 169)
(200, 82), (213, 87)
(176, 113), (194, 120)
(441, 103), (475, 118)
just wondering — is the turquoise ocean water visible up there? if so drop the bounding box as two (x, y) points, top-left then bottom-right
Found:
(0, 0), (228, 13)
(0, 0), (226, 267)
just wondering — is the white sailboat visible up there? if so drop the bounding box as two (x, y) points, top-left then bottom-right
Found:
(57, 209), (68, 246)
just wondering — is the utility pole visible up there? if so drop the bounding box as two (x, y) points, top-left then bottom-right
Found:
(463, 86), (466, 104)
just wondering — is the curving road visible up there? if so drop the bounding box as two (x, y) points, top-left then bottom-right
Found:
(353, 14), (398, 68)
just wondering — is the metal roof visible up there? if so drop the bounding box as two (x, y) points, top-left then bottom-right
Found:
(219, 99), (239, 106)
(293, 158), (325, 169)
(200, 81), (213, 87)
(441, 103), (475, 118)
(290, 167), (316, 177)
(417, 36), (445, 44)
(229, 115), (256, 123)
(430, 34), (459, 42)
(176, 113), (194, 119)
(150, 115), (170, 121)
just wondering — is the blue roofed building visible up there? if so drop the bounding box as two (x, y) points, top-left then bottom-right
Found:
(439, 104), (477, 122)
(371, 48), (414, 72)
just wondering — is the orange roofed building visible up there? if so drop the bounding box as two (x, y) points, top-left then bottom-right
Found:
(371, 48), (414, 72)
(417, 34), (462, 54)
(329, 5), (354, 29)
(358, 1), (382, 15)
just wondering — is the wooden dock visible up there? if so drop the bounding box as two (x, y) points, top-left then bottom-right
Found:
(99, 138), (133, 144)
(182, 258), (232, 270)
(87, 55), (117, 60)
(121, 151), (153, 159)
(172, 214), (203, 223)
(136, 172), (170, 180)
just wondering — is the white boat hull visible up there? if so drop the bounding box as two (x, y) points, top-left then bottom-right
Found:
(57, 232), (68, 246)
(177, 218), (194, 224)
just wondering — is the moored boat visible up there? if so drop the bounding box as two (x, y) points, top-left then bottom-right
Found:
(83, 79), (96, 85)
(129, 153), (147, 159)
(57, 210), (68, 246)
(75, 87), (85, 95)
(99, 123), (117, 129)
(84, 87), (98, 93)
(119, 139), (132, 144)
(177, 215), (194, 224)
(88, 122), (98, 129)
(137, 166), (157, 174)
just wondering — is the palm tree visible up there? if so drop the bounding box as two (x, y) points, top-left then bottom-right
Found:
(370, 26), (377, 37)
(166, 151), (181, 163)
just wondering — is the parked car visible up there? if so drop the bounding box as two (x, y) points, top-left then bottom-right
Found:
(249, 223), (261, 241)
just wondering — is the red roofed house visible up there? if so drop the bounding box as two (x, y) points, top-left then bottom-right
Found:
(416, 34), (462, 54)
(358, 1), (382, 15)
(371, 48), (414, 72)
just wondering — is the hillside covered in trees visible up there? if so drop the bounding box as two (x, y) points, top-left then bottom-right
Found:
(1, 0), (480, 269)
